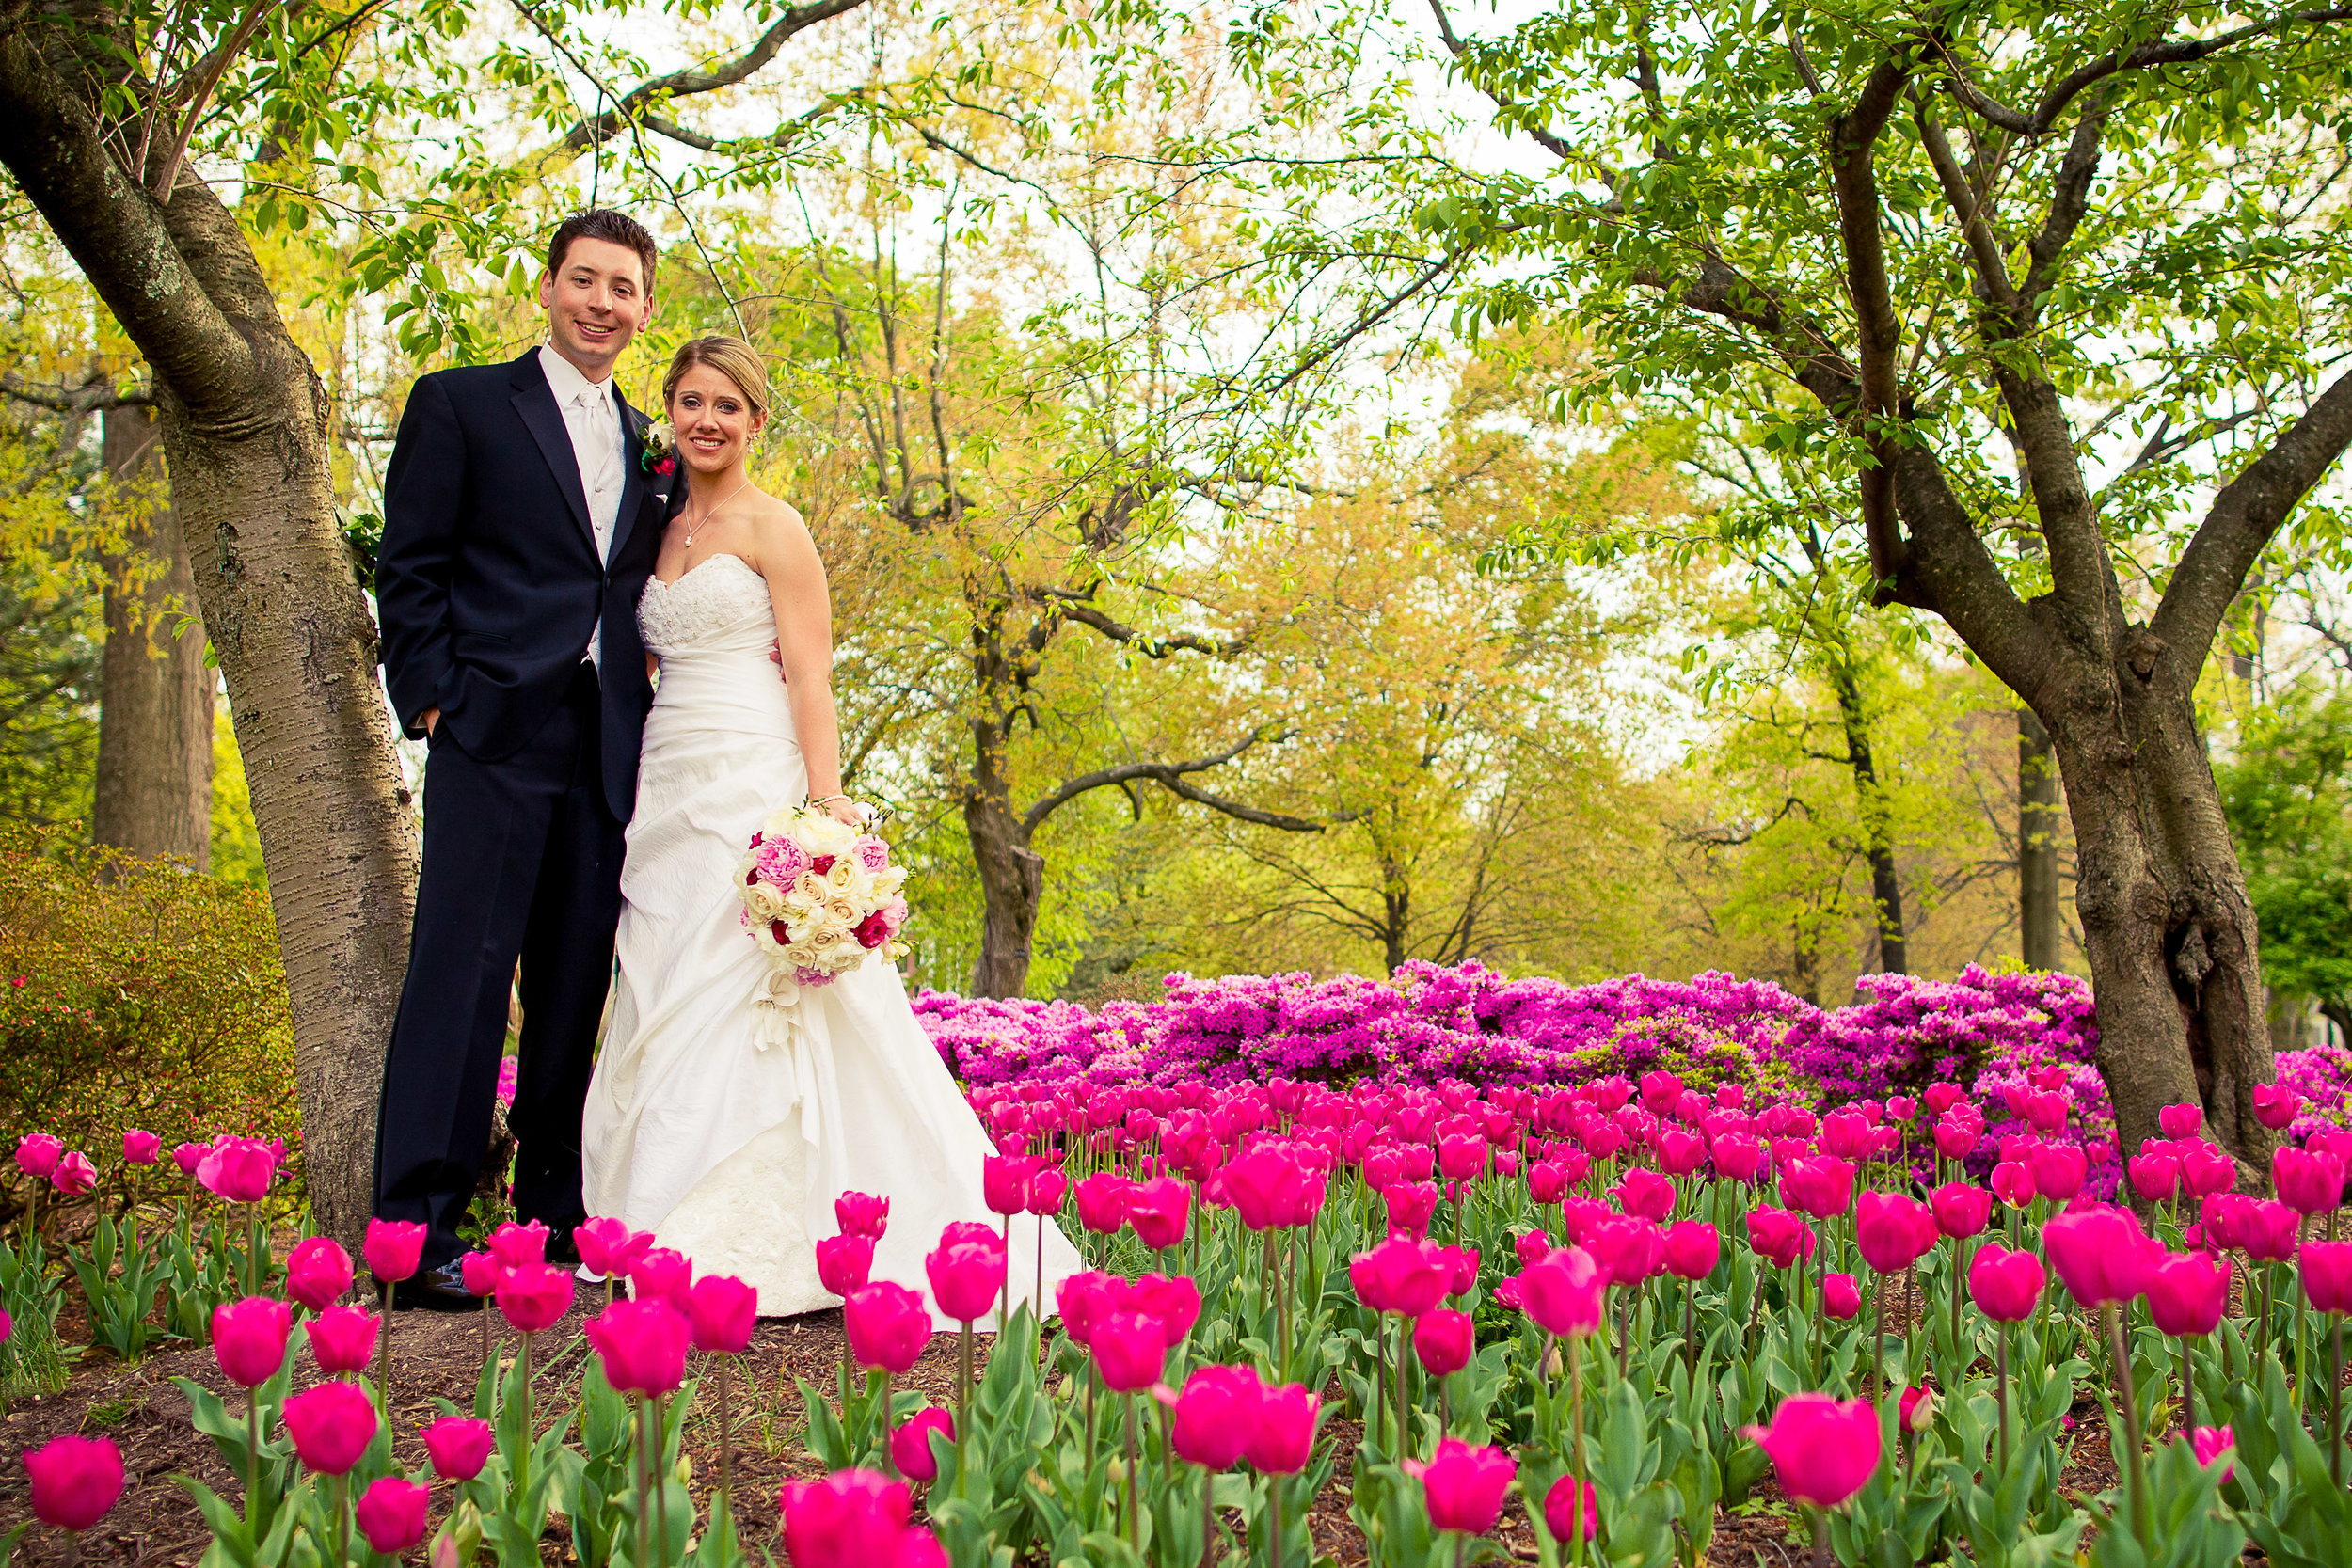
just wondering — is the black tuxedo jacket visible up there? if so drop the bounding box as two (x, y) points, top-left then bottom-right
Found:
(377, 348), (673, 819)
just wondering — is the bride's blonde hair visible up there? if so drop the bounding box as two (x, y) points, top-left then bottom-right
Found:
(662, 335), (771, 422)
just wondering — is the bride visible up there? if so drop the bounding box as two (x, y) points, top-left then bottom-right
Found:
(582, 334), (1080, 1324)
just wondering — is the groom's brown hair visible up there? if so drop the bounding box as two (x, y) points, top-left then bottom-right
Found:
(547, 209), (658, 295)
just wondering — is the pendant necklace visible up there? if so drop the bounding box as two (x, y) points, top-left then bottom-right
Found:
(683, 476), (755, 548)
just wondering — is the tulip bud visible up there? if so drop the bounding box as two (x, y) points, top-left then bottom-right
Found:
(14, 1133), (62, 1180)
(1127, 1175), (1191, 1251)
(2190, 1425), (2234, 1482)
(1412, 1309), (1474, 1378)
(817, 1233), (876, 1298)
(211, 1295), (294, 1387)
(2275, 1146), (2345, 1218)
(1153, 1364), (1263, 1470)
(835, 1191), (891, 1239)
(1928, 1182), (1991, 1240)
(356, 1477), (431, 1555)
(1821, 1273), (1861, 1320)
(690, 1275), (759, 1355)
(121, 1130), (162, 1167)
(982, 1154), (1036, 1217)
(2252, 1084), (2301, 1131)
(305, 1305), (380, 1375)
(2146, 1251), (2230, 1338)
(489, 1219), (550, 1271)
(1741, 1394), (1879, 1508)
(575, 1217), (655, 1281)
(586, 1298), (693, 1396)
(1662, 1220), (1719, 1282)
(1400, 1436), (1516, 1534)
(845, 1281), (932, 1373)
(51, 1151), (96, 1195)
(925, 1222), (1008, 1323)
(423, 1416), (495, 1481)
(1966, 1243), (2045, 1324)
(285, 1237), (356, 1312)
(498, 1262), (575, 1334)
(629, 1248), (693, 1309)
(282, 1379), (380, 1475)
(1244, 1383), (1319, 1474)
(2158, 1103), (2203, 1140)
(196, 1136), (277, 1203)
(1543, 1475), (1596, 1543)
(23, 1434), (124, 1531)
(1091, 1308), (1168, 1392)
(363, 1219), (428, 1286)
(778, 1468), (913, 1568)
(890, 1406), (956, 1481)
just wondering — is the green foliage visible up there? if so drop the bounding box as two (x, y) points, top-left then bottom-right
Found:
(2217, 687), (2352, 1013)
(0, 823), (297, 1197)
(0, 553), (101, 831)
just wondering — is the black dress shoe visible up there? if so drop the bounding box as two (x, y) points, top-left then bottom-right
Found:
(393, 1259), (485, 1312)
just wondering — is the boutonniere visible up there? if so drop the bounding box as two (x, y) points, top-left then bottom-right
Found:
(640, 419), (676, 477)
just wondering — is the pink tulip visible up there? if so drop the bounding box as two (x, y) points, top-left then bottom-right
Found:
(2301, 1240), (2352, 1313)
(2026, 1142), (2086, 1203)
(23, 1434), (123, 1531)
(497, 1262), (574, 1334)
(2275, 1146), (2344, 1217)
(1438, 1134), (1487, 1183)
(835, 1191), (891, 1239)
(488, 1219), (549, 1271)
(1155, 1364), (1264, 1469)
(2145, 1252), (2230, 1338)
(212, 1295), (294, 1387)
(1544, 1475), (1596, 1542)
(285, 1237), (356, 1311)
(1516, 1245), (1607, 1338)
(2252, 1085), (2301, 1131)
(1747, 1206), (1816, 1269)
(1899, 1385), (1935, 1433)
(170, 1142), (205, 1177)
(1527, 1161), (1568, 1204)
(891, 1406), (957, 1481)
(2182, 1143), (2238, 1197)
(51, 1150), (96, 1194)
(575, 1217), (655, 1280)
(926, 1221), (1007, 1323)
(1742, 1394), (1880, 1508)
(1929, 1182), (1991, 1239)
(1133, 1273), (1203, 1346)
(1074, 1173), (1135, 1234)
(2043, 1205), (2159, 1307)
(1402, 1436), (1516, 1534)
(1968, 1244), (2044, 1323)
(1780, 1155), (1854, 1220)
(1655, 1128), (1708, 1176)
(1822, 1273), (1861, 1320)
(1820, 1108), (1873, 1161)
(690, 1275), (759, 1354)
(982, 1155), (1036, 1217)
(283, 1379), (379, 1475)
(1025, 1165), (1069, 1216)
(1351, 1235), (1454, 1318)
(2240, 1198), (2300, 1263)
(1611, 1167), (1675, 1222)
(1990, 1160), (2035, 1209)
(846, 1281), (932, 1373)
(1413, 1308), (1475, 1376)
(196, 1136), (276, 1203)
(121, 1130), (162, 1166)
(2129, 1152), (2182, 1204)
(1712, 1132), (1766, 1182)
(1855, 1192), (1936, 1275)
(305, 1305), (380, 1375)
(363, 1218), (427, 1285)
(1384, 1180), (1441, 1240)
(1933, 1117), (1979, 1162)
(1244, 1383), (1319, 1473)
(1440, 1244), (1481, 1300)
(586, 1298), (692, 1396)
(1663, 1220), (1719, 1281)
(422, 1416), (494, 1481)
(1128, 1176), (1191, 1250)
(2158, 1103), (2202, 1139)
(0, 1307), (10, 1344)
(817, 1234), (877, 1298)
(2191, 1425), (2235, 1481)
(630, 1247), (693, 1309)
(1220, 1145), (1316, 1231)
(1092, 1308), (1168, 1392)
(14, 1133), (62, 1179)
(1056, 1272), (1117, 1349)
(356, 1476), (430, 1553)
(779, 1468), (912, 1568)
(460, 1250), (504, 1297)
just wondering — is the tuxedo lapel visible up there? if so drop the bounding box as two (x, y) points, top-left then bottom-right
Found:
(509, 353), (599, 561)
(612, 392), (648, 564)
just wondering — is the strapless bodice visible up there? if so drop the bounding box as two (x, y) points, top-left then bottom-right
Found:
(637, 553), (776, 661)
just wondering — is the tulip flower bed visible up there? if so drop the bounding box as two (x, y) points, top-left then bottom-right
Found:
(9, 1049), (2352, 1568)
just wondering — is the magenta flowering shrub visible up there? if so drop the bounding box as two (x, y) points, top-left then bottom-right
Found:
(917, 961), (2098, 1101)
(2276, 1040), (2352, 1141)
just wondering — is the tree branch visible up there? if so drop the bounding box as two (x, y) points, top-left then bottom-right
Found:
(1020, 731), (1320, 837)
(1827, 59), (1915, 599)
(1425, 0), (1577, 163)
(0, 372), (153, 414)
(2150, 363), (2352, 678)
(1045, 592), (1254, 657)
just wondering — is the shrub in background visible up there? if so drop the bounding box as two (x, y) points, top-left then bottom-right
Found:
(0, 823), (298, 1222)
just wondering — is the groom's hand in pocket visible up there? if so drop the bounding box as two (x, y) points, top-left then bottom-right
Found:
(420, 705), (439, 737)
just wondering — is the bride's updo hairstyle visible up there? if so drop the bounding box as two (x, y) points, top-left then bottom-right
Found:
(661, 335), (771, 425)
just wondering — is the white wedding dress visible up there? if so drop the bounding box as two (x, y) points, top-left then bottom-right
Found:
(582, 553), (1081, 1325)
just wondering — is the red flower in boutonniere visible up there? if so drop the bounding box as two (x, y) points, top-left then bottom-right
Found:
(640, 419), (676, 477)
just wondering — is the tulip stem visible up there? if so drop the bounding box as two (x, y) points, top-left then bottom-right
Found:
(654, 1392), (673, 1563)
(1872, 1284), (1887, 1476)
(1682, 1285), (1695, 1383)
(480, 1298), (492, 1382)
(718, 1354), (734, 1503)
(2177, 1336), (2194, 1439)
(334, 1472), (349, 1568)
(246, 1390), (262, 1529)
(633, 1395), (654, 1568)
(376, 1282), (393, 1424)
(1267, 1476), (1283, 1568)
(1995, 1323), (2010, 1475)
(1373, 1315), (1387, 1456)
(246, 1204), (263, 1297)
(881, 1369), (897, 1478)
(2103, 1306), (2149, 1551)
(959, 1322), (975, 1434)
(518, 1332), (535, 1528)
(1809, 1506), (1828, 1568)
(1198, 1461), (1214, 1568)
(2331, 1318), (2344, 1490)
(1124, 1390), (1142, 1556)
(1568, 1336), (1587, 1544)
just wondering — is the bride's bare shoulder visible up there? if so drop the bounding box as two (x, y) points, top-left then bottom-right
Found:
(741, 491), (820, 576)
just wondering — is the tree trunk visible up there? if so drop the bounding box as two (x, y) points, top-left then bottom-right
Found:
(2041, 638), (2273, 1185)
(0, 36), (421, 1246)
(964, 733), (1042, 997)
(1828, 658), (1906, 974)
(2018, 707), (2061, 970)
(95, 404), (213, 870)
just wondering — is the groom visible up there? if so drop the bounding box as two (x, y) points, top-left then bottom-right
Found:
(373, 209), (672, 1304)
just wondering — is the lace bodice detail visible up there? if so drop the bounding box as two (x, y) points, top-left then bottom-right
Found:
(637, 554), (775, 659)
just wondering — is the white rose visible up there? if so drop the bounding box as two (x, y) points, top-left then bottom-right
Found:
(795, 871), (828, 902)
(744, 882), (787, 924)
(823, 857), (863, 895)
(873, 866), (907, 898)
(806, 816), (859, 856)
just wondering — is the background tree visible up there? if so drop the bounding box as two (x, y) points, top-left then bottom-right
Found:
(2218, 688), (2352, 1041)
(1390, 0), (2352, 1173)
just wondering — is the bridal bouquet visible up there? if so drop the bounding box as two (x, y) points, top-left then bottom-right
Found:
(735, 805), (910, 1022)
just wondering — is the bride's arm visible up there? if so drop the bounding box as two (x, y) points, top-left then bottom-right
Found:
(750, 504), (852, 817)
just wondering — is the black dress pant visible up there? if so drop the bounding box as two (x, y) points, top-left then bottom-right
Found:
(373, 661), (625, 1268)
